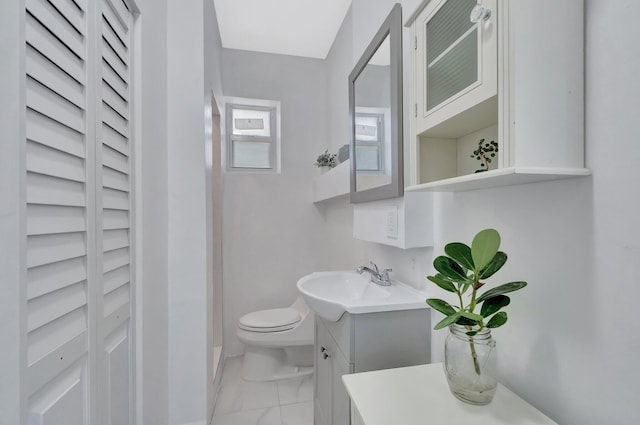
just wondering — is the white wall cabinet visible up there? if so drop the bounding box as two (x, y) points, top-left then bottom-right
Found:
(407, 0), (589, 192)
(352, 192), (433, 249)
(314, 309), (430, 425)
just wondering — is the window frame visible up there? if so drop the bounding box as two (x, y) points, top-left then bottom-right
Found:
(225, 98), (281, 173)
(354, 112), (385, 173)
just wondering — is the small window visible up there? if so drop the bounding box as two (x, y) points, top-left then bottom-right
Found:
(226, 99), (280, 172)
(355, 112), (384, 172)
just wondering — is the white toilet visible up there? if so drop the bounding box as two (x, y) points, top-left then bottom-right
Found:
(236, 296), (314, 381)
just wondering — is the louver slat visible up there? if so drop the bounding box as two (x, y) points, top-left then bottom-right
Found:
(105, 0), (129, 33)
(26, 140), (85, 182)
(102, 0), (128, 48)
(27, 257), (87, 300)
(25, 13), (84, 84)
(26, 77), (84, 134)
(26, 108), (84, 158)
(47, 0), (84, 34)
(26, 45), (85, 109)
(26, 0), (84, 59)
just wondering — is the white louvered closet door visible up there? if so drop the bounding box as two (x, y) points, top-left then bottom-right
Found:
(23, 0), (135, 424)
(96, 1), (134, 424)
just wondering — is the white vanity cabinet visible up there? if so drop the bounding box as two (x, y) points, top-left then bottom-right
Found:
(314, 309), (430, 425)
(407, 0), (589, 191)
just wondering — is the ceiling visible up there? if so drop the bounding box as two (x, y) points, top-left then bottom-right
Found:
(213, 0), (352, 59)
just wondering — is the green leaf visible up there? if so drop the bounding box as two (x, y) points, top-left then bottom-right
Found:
(486, 312), (508, 328)
(456, 316), (477, 326)
(444, 243), (474, 271)
(471, 229), (501, 271)
(466, 331), (478, 336)
(427, 275), (457, 293)
(479, 251), (508, 279)
(433, 256), (468, 283)
(480, 295), (510, 317)
(434, 312), (462, 330)
(476, 281), (527, 303)
(426, 298), (456, 316)
(459, 311), (484, 324)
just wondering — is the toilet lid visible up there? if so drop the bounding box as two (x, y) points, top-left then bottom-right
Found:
(239, 308), (301, 331)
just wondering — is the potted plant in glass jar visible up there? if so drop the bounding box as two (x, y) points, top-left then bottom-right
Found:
(426, 229), (527, 405)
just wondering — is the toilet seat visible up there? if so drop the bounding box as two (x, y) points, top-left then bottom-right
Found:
(239, 308), (301, 333)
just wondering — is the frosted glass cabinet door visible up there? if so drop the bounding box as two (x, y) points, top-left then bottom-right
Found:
(414, 0), (498, 135)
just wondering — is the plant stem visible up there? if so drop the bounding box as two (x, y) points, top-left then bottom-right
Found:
(469, 337), (481, 375)
(456, 290), (464, 311)
(455, 274), (483, 375)
(469, 275), (479, 313)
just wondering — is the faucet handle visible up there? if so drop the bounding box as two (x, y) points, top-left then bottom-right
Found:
(381, 268), (392, 281)
(369, 261), (379, 273)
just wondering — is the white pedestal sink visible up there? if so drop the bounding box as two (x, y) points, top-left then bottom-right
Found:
(296, 271), (428, 322)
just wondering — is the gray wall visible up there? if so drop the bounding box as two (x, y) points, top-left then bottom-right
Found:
(327, 6), (354, 154)
(164, 0), (225, 423)
(137, 0), (226, 423)
(138, 0), (168, 423)
(221, 49), (366, 355)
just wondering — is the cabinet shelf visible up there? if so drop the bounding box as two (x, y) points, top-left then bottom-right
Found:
(312, 161), (350, 203)
(405, 166), (591, 193)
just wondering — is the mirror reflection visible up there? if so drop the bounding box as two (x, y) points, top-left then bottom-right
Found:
(354, 35), (392, 192)
(349, 3), (403, 203)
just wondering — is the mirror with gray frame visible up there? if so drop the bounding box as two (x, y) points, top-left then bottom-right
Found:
(349, 3), (403, 203)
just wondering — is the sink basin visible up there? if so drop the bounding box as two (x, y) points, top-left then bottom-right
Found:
(296, 271), (428, 322)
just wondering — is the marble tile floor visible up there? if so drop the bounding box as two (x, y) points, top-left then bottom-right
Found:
(211, 356), (314, 425)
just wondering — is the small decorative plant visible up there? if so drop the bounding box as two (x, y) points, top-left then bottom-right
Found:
(314, 150), (337, 168)
(470, 139), (498, 173)
(426, 229), (527, 376)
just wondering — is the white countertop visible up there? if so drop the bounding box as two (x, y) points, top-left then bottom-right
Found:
(342, 363), (557, 425)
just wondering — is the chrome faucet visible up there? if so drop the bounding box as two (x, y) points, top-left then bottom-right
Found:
(356, 261), (392, 286)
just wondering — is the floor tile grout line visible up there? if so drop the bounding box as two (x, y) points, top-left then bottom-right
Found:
(213, 356), (314, 424)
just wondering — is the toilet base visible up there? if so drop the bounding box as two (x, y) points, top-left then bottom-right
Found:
(242, 345), (313, 382)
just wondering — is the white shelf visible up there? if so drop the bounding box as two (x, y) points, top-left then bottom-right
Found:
(312, 161), (350, 202)
(343, 363), (557, 425)
(406, 167), (591, 193)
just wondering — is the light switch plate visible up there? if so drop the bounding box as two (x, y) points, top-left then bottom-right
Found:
(386, 206), (398, 239)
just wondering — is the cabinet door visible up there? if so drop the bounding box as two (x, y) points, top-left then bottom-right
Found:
(331, 350), (352, 425)
(414, 0), (498, 136)
(315, 320), (331, 425)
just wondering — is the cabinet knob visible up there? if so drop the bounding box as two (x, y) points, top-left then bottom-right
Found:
(320, 346), (326, 353)
(323, 352), (330, 360)
(470, 2), (491, 23)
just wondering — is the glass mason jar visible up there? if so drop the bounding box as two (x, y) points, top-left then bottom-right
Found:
(444, 324), (498, 405)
